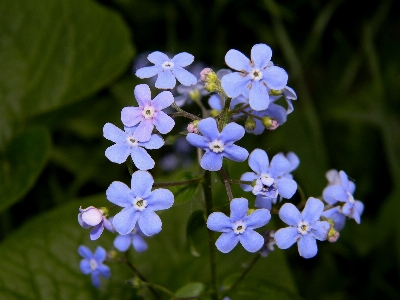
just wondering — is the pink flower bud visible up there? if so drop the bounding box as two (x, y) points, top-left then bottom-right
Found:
(187, 122), (199, 133)
(200, 68), (212, 82)
(78, 206), (103, 227)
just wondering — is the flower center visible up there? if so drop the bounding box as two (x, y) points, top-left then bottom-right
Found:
(209, 139), (225, 153)
(233, 221), (246, 235)
(142, 105), (156, 119)
(89, 259), (98, 270)
(127, 136), (139, 146)
(251, 68), (263, 81)
(252, 176), (278, 198)
(297, 221), (309, 235)
(162, 61), (174, 69)
(134, 198), (147, 211)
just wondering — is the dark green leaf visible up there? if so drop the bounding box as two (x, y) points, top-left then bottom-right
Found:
(171, 171), (200, 204)
(175, 282), (205, 297)
(186, 210), (206, 257)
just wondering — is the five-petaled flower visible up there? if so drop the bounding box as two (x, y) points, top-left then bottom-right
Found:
(186, 117), (249, 171)
(207, 198), (271, 253)
(106, 170), (174, 236)
(135, 51), (197, 89)
(78, 245), (110, 288)
(121, 84), (175, 142)
(274, 197), (330, 259)
(78, 206), (113, 240)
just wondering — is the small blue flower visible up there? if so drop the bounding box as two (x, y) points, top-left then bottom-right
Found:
(269, 85), (297, 114)
(207, 198), (271, 253)
(221, 44), (288, 111)
(322, 170), (364, 224)
(121, 84), (175, 142)
(274, 197), (330, 259)
(78, 206), (114, 240)
(78, 245), (110, 288)
(135, 51), (197, 89)
(103, 122), (164, 170)
(106, 170), (174, 236)
(240, 149), (297, 210)
(114, 226), (148, 253)
(186, 118), (249, 171)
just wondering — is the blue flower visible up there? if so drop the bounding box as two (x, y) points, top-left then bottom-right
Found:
(135, 51), (197, 89)
(186, 118), (249, 171)
(240, 149), (297, 210)
(221, 44), (288, 111)
(121, 84), (175, 142)
(106, 170), (174, 236)
(113, 226), (148, 253)
(322, 170), (364, 224)
(103, 122), (164, 170)
(274, 197), (330, 258)
(269, 85), (297, 114)
(78, 245), (110, 288)
(207, 198), (271, 253)
(78, 206), (114, 240)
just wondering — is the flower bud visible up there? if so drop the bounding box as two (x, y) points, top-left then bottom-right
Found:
(187, 120), (199, 133)
(327, 229), (340, 242)
(78, 206), (103, 227)
(210, 109), (220, 117)
(107, 249), (119, 260)
(204, 82), (217, 93)
(262, 117), (279, 130)
(188, 89), (201, 101)
(200, 68), (217, 83)
(245, 117), (256, 131)
(269, 89), (282, 96)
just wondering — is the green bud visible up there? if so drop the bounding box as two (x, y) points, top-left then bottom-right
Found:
(210, 109), (220, 117)
(98, 207), (109, 216)
(205, 82), (217, 92)
(269, 89), (282, 96)
(188, 89), (201, 101)
(245, 117), (256, 131)
(262, 117), (279, 130)
(251, 179), (257, 187)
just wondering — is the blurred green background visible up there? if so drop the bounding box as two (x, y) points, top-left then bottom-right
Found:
(0, 0), (399, 299)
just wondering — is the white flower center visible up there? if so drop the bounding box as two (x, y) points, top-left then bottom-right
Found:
(89, 259), (98, 270)
(142, 105), (156, 119)
(250, 68), (263, 81)
(127, 136), (139, 146)
(209, 140), (225, 153)
(134, 198), (147, 211)
(233, 221), (246, 235)
(162, 61), (174, 69)
(252, 175), (278, 198)
(297, 221), (310, 235)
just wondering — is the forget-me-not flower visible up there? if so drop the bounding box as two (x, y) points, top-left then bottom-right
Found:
(103, 122), (164, 170)
(78, 245), (110, 288)
(106, 170), (174, 236)
(113, 226), (148, 253)
(135, 51), (197, 89)
(186, 118), (249, 171)
(269, 86), (297, 114)
(221, 44), (288, 111)
(78, 206), (113, 240)
(121, 84), (175, 142)
(274, 197), (330, 258)
(240, 149), (297, 210)
(207, 198), (271, 253)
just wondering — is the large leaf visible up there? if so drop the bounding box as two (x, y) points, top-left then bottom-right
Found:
(0, 127), (51, 212)
(0, 0), (135, 147)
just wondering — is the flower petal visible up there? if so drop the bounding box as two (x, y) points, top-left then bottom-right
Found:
(239, 229), (264, 252)
(269, 153), (291, 177)
(155, 70), (176, 89)
(130, 147), (155, 170)
(339, 170), (349, 189)
(240, 172), (258, 192)
(279, 203), (301, 226)
(225, 49), (251, 72)
(152, 90), (174, 110)
(132, 235), (148, 252)
(245, 209), (271, 229)
(201, 151), (223, 171)
(276, 177), (297, 199)
(274, 227), (298, 249)
(133, 119), (154, 142)
(221, 72), (250, 98)
(138, 209), (162, 236)
(103, 123), (126, 143)
(220, 122), (245, 143)
(198, 118), (219, 140)
(297, 234), (318, 258)
(147, 51), (170, 65)
(251, 44), (272, 69)
(230, 198), (248, 221)
(172, 52), (194, 67)
(130, 171), (154, 198)
(113, 206), (140, 235)
(140, 134), (164, 149)
(215, 232), (239, 253)
(90, 224), (104, 240)
(262, 66), (288, 90)
(153, 111), (175, 134)
(207, 212), (232, 233)
(208, 94), (224, 111)
(248, 149), (269, 175)
(80, 259), (91, 274)
(286, 152), (300, 172)
(254, 195), (273, 210)
(106, 181), (133, 207)
(91, 272), (101, 288)
(186, 133), (208, 149)
(135, 66), (163, 80)
(134, 84), (152, 106)
(330, 185), (348, 202)
(97, 264), (111, 278)
(172, 66), (197, 86)
(93, 246), (107, 262)
(114, 235), (132, 252)
(105, 144), (130, 164)
(121, 107), (143, 127)
(322, 186), (338, 205)
(310, 221), (330, 241)
(301, 197), (324, 223)
(264, 103), (287, 125)
(146, 188), (174, 211)
(78, 245), (92, 259)
(223, 145), (249, 162)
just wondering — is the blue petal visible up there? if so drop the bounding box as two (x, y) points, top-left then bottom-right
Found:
(322, 186), (338, 205)
(105, 144), (130, 164)
(78, 245), (92, 259)
(230, 198), (248, 221)
(138, 209), (162, 236)
(172, 52), (194, 67)
(130, 171), (153, 198)
(215, 232), (239, 253)
(223, 145), (249, 162)
(146, 188), (174, 211)
(121, 107), (143, 127)
(239, 229), (264, 252)
(279, 203), (301, 226)
(136, 66), (162, 79)
(269, 154), (291, 177)
(198, 118), (219, 140)
(262, 66), (288, 90)
(93, 246), (107, 262)
(310, 221), (330, 241)
(152, 91), (174, 110)
(245, 209), (271, 229)
(330, 186), (348, 202)
(155, 71), (176, 89)
(249, 80), (269, 111)
(106, 181), (133, 207)
(348, 181), (356, 195)
(91, 272), (101, 288)
(208, 94), (224, 111)
(221, 73), (250, 98)
(286, 152), (300, 172)
(186, 133), (208, 149)
(297, 234), (318, 259)
(274, 227), (298, 249)
(90, 224), (104, 240)
(134, 84), (152, 107)
(225, 49), (252, 72)
(103, 123), (126, 143)
(264, 103), (287, 125)
(97, 264), (111, 278)
(251, 44), (272, 69)
(113, 206), (140, 235)
(301, 197), (324, 223)
(133, 119), (154, 142)
(248, 149), (269, 175)
(172, 66), (197, 86)
(80, 259), (91, 274)
(207, 212), (232, 233)
(78, 214), (91, 229)
(153, 111), (175, 134)
(322, 207), (346, 231)
(132, 235), (148, 252)
(201, 151), (223, 171)
(240, 172), (258, 192)
(255, 195), (273, 210)
(220, 122), (245, 143)
(276, 177), (297, 199)
(339, 171), (350, 190)
(174, 95), (188, 107)
(130, 147), (155, 170)
(140, 134), (164, 149)
(147, 51), (169, 65)
(114, 235), (132, 252)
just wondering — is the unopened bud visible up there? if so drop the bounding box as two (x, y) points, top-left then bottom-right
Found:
(188, 89), (200, 101)
(187, 120), (199, 133)
(251, 179), (257, 187)
(107, 249), (118, 259)
(205, 82), (217, 92)
(262, 117), (279, 130)
(210, 109), (220, 117)
(245, 117), (256, 131)
(269, 89), (282, 96)
(200, 68), (216, 82)
(327, 228), (340, 242)
(247, 208), (256, 215)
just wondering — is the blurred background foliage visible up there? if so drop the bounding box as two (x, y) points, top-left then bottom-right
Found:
(0, 0), (399, 299)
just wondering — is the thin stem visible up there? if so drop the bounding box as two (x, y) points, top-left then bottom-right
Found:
(228, 179), (253, 185)
(296, 185), (307, 210)
(219, 167), (233, 201)
(240, 110), (264, 121)
(171, 102), (201, 120)
(153, 177), (203, 188)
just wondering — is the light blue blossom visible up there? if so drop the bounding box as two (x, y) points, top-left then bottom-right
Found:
(240, 149), (297, 210)
(207, 198), (271, 253)
(78, 245), (110, 288)
(106, 170), (174, 236)
(103, 122), (164, 170)
(78, 206), (113, 240)
(135, 51), (197, 89)
(114, 226), (148, 253)
(275, 197), (330, 259)
(221, 44), (288, 111)
(121, 84), (175, 142)
(186, 117), (249, 171)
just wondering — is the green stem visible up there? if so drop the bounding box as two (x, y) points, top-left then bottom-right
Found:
(228, 179), (253, 185)
(126, 157), (134, 175)
(220, 167), (233, 201)
(171, 102), (201, 120)
(153, 177), (203, 188)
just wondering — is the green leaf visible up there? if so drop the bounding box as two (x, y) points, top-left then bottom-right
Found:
(170, 171), (200, 205)
(186, 210), (206, 257)
(175, 282), (205, 298)
(0, 0), (135, 147)
(0, 127), (51, 212)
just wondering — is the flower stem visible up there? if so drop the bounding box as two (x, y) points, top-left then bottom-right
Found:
(153, 177), (203, 188)
(220, 167), (233, 201)
(171, 102), (201, 120)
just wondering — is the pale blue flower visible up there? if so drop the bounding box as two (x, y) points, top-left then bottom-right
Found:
(114, 226), (148, 253)
(78, 245), (110, 288)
